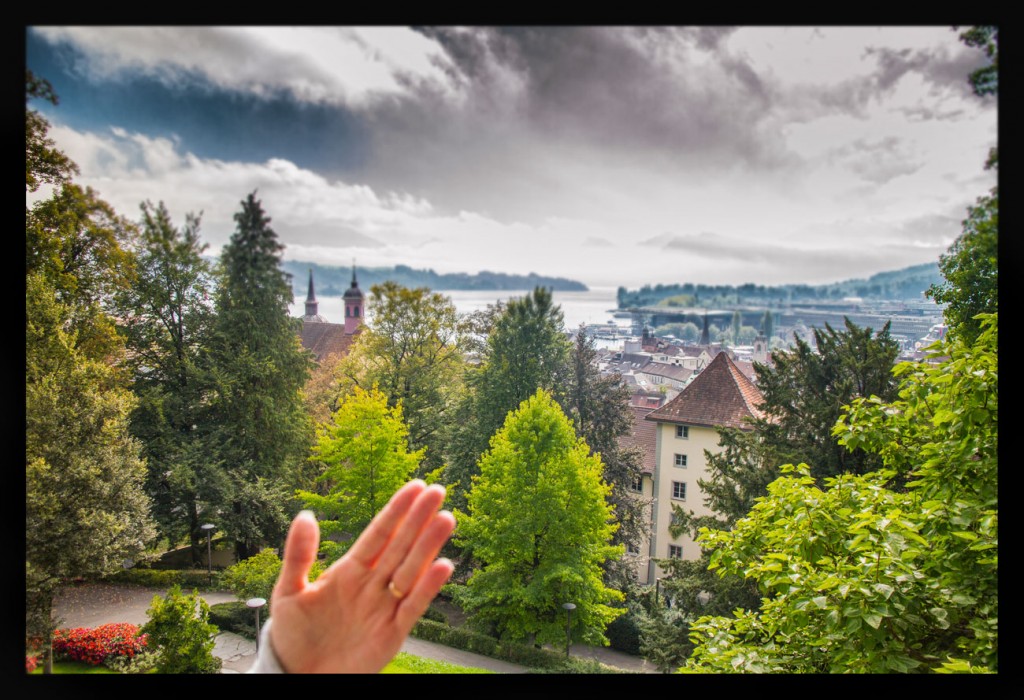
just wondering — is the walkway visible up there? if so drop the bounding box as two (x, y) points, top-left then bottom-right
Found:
(52, 583), (656, 674)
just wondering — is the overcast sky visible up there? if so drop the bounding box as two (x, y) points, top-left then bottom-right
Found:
(26, 26), (997, 290)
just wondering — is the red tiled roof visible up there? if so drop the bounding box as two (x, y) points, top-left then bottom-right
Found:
(300, 322), (359, 362)
(645, 351), (764, 430)
(619, 405), (658, 475)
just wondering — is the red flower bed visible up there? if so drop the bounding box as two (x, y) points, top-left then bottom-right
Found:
(52, 623), (148, 666)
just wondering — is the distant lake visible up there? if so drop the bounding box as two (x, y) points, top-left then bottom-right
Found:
(290, 287), (630, 336)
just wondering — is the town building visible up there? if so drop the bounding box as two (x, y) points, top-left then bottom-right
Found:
(298, 266), (363, 361)
(627, 351), (765, 584)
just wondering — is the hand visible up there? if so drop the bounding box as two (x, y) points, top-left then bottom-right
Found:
(268, 479), (456, 673)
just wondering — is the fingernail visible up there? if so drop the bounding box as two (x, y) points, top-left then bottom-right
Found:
(298, 510), (316, 521)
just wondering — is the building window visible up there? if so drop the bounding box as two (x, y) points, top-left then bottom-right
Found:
(668, 544), (683, 559)
(675, 425), (689, 439)
(626, 542), (640, 555)
(354, 306), (360, 317)
(630, 475), (644, 493)
(674, 453), (687, 468)
(672, 481), (686, 500)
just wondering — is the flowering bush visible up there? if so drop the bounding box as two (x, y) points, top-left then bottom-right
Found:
(25, 654), (40, 673)
(52, 623), (148, 666)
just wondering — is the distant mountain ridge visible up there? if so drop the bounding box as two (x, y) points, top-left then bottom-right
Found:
(283, 261), (588, 296)
(617, 262), (943, 308)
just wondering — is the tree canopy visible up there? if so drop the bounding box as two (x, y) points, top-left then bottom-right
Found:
(683, 315), (997, 673)
(454, 389), (624, 647)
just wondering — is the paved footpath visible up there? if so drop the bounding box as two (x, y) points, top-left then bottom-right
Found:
(53, 583), (656, 674)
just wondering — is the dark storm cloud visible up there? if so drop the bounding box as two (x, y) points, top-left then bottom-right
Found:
(409, 26), (788, 166)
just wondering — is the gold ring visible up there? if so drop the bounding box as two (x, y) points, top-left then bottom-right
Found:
(388, 581), (405, 599)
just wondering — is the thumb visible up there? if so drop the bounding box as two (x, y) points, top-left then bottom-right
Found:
(275, 510), (320, 598)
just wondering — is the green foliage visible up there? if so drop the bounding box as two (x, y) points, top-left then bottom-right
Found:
(298, 385), (423, 562)
(455, 389), (624, 647)
(221, 548), (282, 602)
(207, 192), (313, 559)
(208, 601), (256, 639)
(25, 69), (78, 192)
(335, 282), (468, 476)
(561, 327), (647, 589)
(105, 568), (217, 589)
(756, 318), (900, 480)
(604, 607), (642, 655)
(958, 25), (997, 97)
(141, 585), (222, 674)
(927, 189), (997, 344)
(683, 315), (997, 673)
(114, 201), (217, 558)
(445, 286), (571, 510)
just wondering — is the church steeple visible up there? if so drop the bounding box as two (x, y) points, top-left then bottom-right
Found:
(343, 260), (364, 334)
(305, 268), (318, 317)
(699, 312), (710, 346)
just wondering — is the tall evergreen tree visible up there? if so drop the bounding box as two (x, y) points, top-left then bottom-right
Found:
(561, 326), (647, 589)
(208, 192), (313, 559)
(455, 390), (624, 647)
(115, 201), (217, 562)
(444, 287), (570, 510)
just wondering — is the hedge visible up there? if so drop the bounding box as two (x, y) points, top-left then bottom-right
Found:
(104, 568), (225, 590)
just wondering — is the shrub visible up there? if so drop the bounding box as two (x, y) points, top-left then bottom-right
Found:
(422, 604), (448, 625)
(208, 601), (258, 639)
(25, 654), (40, 673)
(104, 649), (159, 674)
(51, 623), (148, 666)
(105, 568), (218, 589)
(221, 548), (325, 602)
(141, 585), (222, 674)
(605, 609), (642, 656)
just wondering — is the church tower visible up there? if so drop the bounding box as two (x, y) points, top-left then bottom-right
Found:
(302, 268), (327, 323)
(343, 263), (364, 334)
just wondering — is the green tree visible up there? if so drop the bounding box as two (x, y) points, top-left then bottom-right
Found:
(927, 190), (997, 344)
(208, 192), (313, 559)
(561, 326), (647, 589)
(445, 287), (571, 510)
(297, 385), (423, 563)
(927, 26), (998, 344)
(682, 315), (997, 673)
(25, 74), (155, 674)
(756, 318), (900, 481)
(115, 201), (217, 561)
(25, 70), (77, 193)
(454, 389), (624, 647)
(335, 282), (468, 477)
(141, 585), (222, 674)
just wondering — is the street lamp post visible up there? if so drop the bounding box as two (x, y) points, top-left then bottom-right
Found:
(247, 598), (267, 650)
(200, 523), (215, 583)
(561, 603), (576, 658)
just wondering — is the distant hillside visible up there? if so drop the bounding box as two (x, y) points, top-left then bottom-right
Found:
(283, 261), (588, 296)
(617, 262), (943, 308)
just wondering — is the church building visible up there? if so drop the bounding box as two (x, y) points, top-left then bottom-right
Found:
(298, 266), (364, 362)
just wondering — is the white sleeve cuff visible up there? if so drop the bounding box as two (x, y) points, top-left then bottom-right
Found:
(246, 618), (286, 673)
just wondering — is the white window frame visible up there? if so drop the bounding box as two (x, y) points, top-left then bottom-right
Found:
(672, 481), (687, 500)
(675, 425), (689, 439)
(674, 453), (687, 468)
(630, 475), (644, 493)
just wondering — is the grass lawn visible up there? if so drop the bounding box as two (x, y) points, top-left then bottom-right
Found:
(383, 652), (493, 674)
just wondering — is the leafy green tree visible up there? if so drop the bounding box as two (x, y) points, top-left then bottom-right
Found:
(756, 318), (900, 481)
(682, 315), (997, 673)
(561, 326), (647, 589)
(25, 74), (155, 674)
(927, 190), (997, 344)
(297, 385), (423, 562)
(445, 287), (571, 509)
(334, 282), (468, 477)
(208, 192), (313, 559)
(25, 70), (77, 193)
(221, 548), (325, 603)
(115, 201), (217, 561)
(141, 585), (222, 674)
(455, 389), (624, 647)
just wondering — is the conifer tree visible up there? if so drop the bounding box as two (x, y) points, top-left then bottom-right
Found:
(208, 192), (313, 559)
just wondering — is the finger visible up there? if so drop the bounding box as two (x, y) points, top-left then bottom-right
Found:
(372, 484), (447, 581)
(395, 558), (455, 630)
(346, 479), (427, 567)
(387, 510), (455, 598)
(274, 510), (320, 599)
